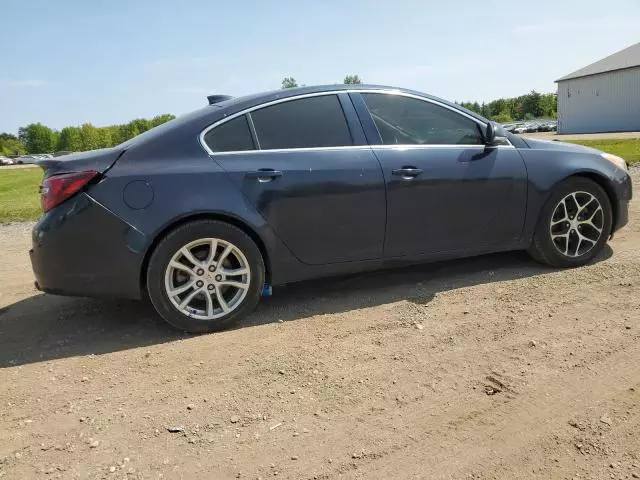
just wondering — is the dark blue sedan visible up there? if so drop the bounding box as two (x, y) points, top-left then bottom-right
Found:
(30, 85), (632, 332)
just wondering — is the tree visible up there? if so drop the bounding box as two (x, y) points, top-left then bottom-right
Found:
(128, 118), (152, 134)
(150, 114), (176, 128)
(492, 110), (513, 124)
(343, 74), (362, 84)
(0, 133), (26, 156)
(78, 123), (100, 151)
(480, 102), (489, 117)
(538, 93), (557, 118)
(117, 124), (140, 143)
(96, 128), (112, 149)
(281, 77), (298, 89)
(18, 123), (57, 154)
(57, 127), (82, 152)
(522, 90), (542, 118)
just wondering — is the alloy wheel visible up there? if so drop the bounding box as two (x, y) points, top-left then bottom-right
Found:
(549, 191), (604, 258)
(164, 238), (251, 320)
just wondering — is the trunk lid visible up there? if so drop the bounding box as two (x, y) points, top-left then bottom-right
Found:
(37, 147), (125, 178)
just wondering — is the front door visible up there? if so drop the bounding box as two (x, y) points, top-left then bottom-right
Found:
(354, 92), (527, 257)
(204, 94), (386, 265)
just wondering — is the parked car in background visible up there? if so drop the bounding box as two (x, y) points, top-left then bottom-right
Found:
(30, 84), (631, 333)
(0, 156), (13, 165)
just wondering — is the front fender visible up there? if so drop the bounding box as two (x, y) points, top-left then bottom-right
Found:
(519, 149), (632, 242)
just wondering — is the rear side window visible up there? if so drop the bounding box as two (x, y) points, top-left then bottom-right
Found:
(203, 115), (255, 153)
(361, 93), (484, 146)
(251, 95), (353, 149)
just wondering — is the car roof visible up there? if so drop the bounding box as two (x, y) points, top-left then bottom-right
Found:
(214, 84), (488, 122)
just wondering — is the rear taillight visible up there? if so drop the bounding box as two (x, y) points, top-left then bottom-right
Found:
(40, 170), (99, 212)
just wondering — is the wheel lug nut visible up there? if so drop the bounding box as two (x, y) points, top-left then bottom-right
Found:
(196, 280), (204, 287)
(209, 265), (215, 272)
(207, 284), (214, 291)
(197, 269), (204, 276)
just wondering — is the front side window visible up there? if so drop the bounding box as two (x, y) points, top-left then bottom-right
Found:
(250, 95), (353, 150)
(361, 93), (484, 146)
(203, 115), (255, 153)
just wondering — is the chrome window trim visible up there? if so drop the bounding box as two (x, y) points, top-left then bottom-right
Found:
(198, 89), (513, 155)
(208, 145), (373, 156)
(209, 144), (515, 156)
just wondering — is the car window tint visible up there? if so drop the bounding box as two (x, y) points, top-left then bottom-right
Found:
(204, 115), (255, 153)
(251, 95), (353, 149)
(361, 93), (484, 146)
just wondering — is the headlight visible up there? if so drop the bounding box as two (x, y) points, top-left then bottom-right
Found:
(601, 152), (628, 171)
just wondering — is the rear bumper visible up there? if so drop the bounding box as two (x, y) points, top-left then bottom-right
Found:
(30, 193), (147, 299)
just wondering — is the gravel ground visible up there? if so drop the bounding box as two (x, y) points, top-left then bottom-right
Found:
(1, 169), (639, 480)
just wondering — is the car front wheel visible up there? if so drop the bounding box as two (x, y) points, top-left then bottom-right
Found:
(528, 177), (612, 268)
(146, 220), (265, 333)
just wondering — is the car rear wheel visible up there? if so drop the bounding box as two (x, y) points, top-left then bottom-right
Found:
(146, 220), (265, 333)
(528, 177), (612, 268)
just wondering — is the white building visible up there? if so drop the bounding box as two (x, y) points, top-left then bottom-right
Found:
(556, 42), (640, 134)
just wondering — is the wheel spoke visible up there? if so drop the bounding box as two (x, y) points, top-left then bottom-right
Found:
(168, 280), (196, 297)
(569, 193), (579, 212)
(582, 220), (602, 234)
(205, 239), (218, 265)
(217, 244), (234, 265)
(219, 267), (249, 276)
(204, 290), (214, 317)
(180, 247), (202, 268)
(573, 236), (582, 257)
(179, 287), (202, 309)
(214, 288), (230, 313)
(551, 199), (569, 226)
(219, 280), (249, 290)
(578, 232), (596, 245)
(586, 204), (601, 222)
(551, 232), (570, 255)
(577, 196), (595, 214)
(170, 261), (196, 277)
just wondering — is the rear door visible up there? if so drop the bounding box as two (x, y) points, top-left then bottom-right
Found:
(205, 93), (386, 265)
(351, 92), (527, 257)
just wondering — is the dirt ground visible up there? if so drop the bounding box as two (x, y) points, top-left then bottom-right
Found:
(1, 170), (639, 480)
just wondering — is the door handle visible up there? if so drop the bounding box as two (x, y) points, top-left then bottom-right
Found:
(392, 167), (423, 179)
(246, 169), (283, 182)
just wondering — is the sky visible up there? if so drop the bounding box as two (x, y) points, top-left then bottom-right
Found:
(1, 0), (639, 133)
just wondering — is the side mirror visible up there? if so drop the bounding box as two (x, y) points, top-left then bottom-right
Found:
(484, 121), (508, 147)
(485, 122), (496, 145)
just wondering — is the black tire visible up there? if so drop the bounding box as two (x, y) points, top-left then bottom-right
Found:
(146, 220), (265, 333)
(528, 177), (612, 268)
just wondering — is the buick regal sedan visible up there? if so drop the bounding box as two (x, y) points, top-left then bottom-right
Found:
(30, 85), (632, 332)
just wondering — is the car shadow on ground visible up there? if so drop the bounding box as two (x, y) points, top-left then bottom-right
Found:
(0, 247), (613, 368)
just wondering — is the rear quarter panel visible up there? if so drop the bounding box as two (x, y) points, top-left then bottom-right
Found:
(87, 136), (304, 287)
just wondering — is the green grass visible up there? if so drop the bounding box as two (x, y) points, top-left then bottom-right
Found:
(0, 167), (43, 222)
(565, 138), (640, 164)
